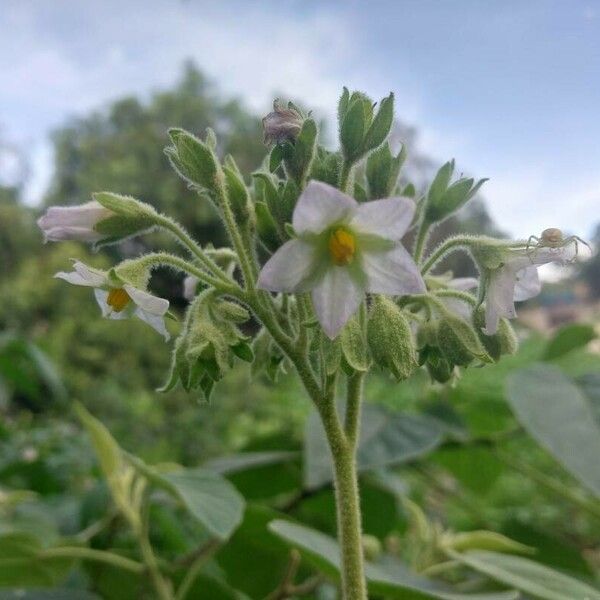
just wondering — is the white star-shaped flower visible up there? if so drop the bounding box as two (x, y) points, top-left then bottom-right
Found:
(257, 181), (425, 338)
(483, 246), (571, 335)
(55, 261), (170, 340)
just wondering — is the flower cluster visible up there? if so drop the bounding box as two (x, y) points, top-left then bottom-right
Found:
(37, 87), (588, 398)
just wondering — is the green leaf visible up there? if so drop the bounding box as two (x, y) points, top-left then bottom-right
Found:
(75, 403), (121, 478)
(543, 323), (596, 360)
(205, 451), (298, 475)
(337, 86), (350, 127)
(270, 520), (519, 600)
(363, 92), (394, 152)
(304, 404), (443, 488)
(506, 363), (600, 497)
(157, 468), (245, 540)
(449, 550), (600, 600)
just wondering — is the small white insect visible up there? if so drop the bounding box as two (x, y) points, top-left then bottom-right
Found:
(526, 227), (590, 261)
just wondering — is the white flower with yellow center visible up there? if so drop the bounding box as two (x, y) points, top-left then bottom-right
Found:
(55, 261), (170, 340)
(257, 181), (425, 338)
(483, 245), (572, 335)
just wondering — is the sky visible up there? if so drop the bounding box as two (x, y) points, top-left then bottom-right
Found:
(1, 0), (600, 241)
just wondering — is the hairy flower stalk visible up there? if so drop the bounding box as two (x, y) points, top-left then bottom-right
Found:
(37, 87), (590, 600)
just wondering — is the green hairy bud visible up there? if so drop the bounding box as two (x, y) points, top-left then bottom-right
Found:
(160, 292), (251, 401)
(339, 89), (394, 164)
(436, 311), (491, 366)
(165, 128), (218, 191)
(366, 142), (407, 199)
(368, 296), (416, 381)
(473, 306), (519, 361)
(92, 192), (159, 248)
(224, 155), (253, 224)
(424, 160), (487, 225)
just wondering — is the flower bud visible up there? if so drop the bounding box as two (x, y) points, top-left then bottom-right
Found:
(37, 201), (114, 243)
(368, 296), (416, 381)
(362, 534), (382, 561)
(165, 128), (218, 191)
(436, 312), (491, 366)
(425, 347), (454, 383)
(473, 306), (518, 361)
(262, 100), (303, 146)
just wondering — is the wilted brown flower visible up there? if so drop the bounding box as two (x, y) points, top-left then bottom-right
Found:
(262, 100), (303, 145)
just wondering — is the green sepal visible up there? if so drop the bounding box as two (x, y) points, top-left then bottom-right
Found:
(366, 142), (406, 199)
(437, 311), (491, 366)
(337, 86), (350, 129)
(255, 201), (281, 252)
(310, 147), (341, 187)
(320, 333), (342, 376)
(363, 92), (394, 152)
(340, 95), (367, 163)
(223, 156), (251, 223)
(473, 306), (519, 362)
(282, 118), (317, 186)
(340, 316), (369, 372)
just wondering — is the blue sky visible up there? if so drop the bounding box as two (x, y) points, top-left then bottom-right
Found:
(1, 0), (599, 240)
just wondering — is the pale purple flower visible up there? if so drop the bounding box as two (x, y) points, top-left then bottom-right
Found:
(483, 246), (571, 335)
(37, 201), (113, 242)
(55, 261), (170, 340)
(257, 181), (425, 338)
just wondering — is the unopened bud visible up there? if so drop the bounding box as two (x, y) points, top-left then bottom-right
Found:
(437, 311), (490, 366)
(166, 128), (218, 191)
(368, 296), (416, 381)
(473, 306), (518, 361)
(362, 534), (382, 561)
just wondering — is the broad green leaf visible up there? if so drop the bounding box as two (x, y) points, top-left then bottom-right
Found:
(543, 323), (596, 360)
(506, 363), (600, 497)
(304, 404), (443, 488)
(204, 451), (298, 475)
(158, 468), (244, 540)
(217, 505), (292, 598)
(270, 520), (518, 600)
(450, 550), (600, 600)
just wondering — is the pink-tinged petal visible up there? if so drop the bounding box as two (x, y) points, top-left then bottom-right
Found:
(292, 181), (357, 235)
(37, 201), (112, 242)
(311, 267), (364, 339)
(449, 277), (479, 291)
(350, 197), (415, 240)
(362, 244), (426, 295)
(257, 239), (320, 293)
(484, 267), (517, 335)
(41, 226), (104, 243)
(135, 309), (170, 341)
(514, 266), (541, 302)
(123, 284), (169, 316)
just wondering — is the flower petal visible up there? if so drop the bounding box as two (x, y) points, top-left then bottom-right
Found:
(55, 261), (106, 287)
(449, 277), (479, 291)
(292, 181), (357, 235)
(38, 201), (110, 227)
(362, 244), (426, 295)
(183, 276), (199, 301)
(135, 309), (170, 341)
(514, 266), (541, 302)
(123, 284), (169, 316)
(350, 197), (415, 240)
(42, 226), (104, 243)
(311, 267), (364, 339)
(484, 267), (517, 335)
(257, 239), (320, 293)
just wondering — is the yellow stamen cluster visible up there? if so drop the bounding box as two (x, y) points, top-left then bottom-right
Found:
(107, 288), (131, 312)
(329, 228), (356, 266)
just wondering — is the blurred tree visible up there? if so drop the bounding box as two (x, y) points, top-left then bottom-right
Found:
(579, 223), (600, 298)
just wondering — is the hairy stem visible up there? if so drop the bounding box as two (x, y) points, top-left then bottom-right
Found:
(344, 372), (364, 447)
(413, 222), (431, 265)
(339, 161), (353, 193)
